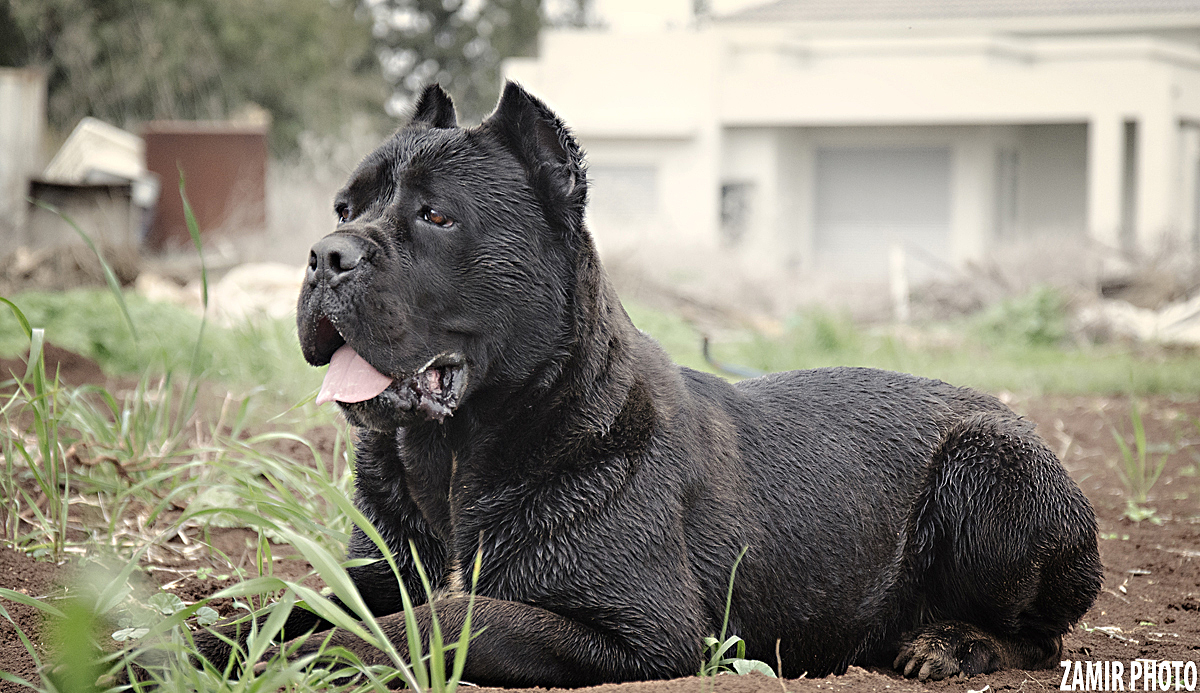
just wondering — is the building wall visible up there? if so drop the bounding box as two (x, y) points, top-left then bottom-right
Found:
(1182, 123), (1200, 252)
(581, 136), (712, 260)
(718, 124), (1086, 278)
(720, 128), (782, 255)
(508, 26), (1200, 281)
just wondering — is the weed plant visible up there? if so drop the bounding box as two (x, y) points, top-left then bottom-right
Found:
(699, 546), (776, 679)
(1111, 401), (1170, 523)
(0, 308), (69, 555)
(973, 285), (1068, 348)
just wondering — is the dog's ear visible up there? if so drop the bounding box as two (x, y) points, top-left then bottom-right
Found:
(411, 84), (457, 129)
(482, 81), (587, 232)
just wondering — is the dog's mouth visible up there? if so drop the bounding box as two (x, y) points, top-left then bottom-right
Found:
(311, 318), (467, 423)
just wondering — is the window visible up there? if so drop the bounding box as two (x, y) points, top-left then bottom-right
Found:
(720, 181), (754, 247)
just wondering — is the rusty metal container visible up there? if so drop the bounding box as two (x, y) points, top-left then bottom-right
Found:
(142, 122), (267, 250)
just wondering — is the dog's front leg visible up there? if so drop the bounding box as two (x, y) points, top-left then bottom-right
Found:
(191, 533), (422, 676)
(283, 594), (683, 688)
(190, 604), (330, 675)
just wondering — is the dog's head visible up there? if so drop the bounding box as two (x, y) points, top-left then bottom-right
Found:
(297, 83), (589, 431)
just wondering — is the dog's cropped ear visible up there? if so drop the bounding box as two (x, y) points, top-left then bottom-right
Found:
(482, 81), (587, 232)
(410, 84), (457, 129)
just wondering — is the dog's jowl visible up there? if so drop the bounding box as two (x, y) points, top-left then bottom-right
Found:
(196, 83), (1103, 686)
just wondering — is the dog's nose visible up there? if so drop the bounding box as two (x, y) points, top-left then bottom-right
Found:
(309, 235), (365, 281)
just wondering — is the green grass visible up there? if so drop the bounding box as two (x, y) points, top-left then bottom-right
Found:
(0, 289), (322, 407)
(1, 310), (70, 556)
(3, 288), (1197, 401)
(626, 299), (1200, 395)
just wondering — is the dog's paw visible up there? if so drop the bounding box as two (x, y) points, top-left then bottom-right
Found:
(893, 622), (1002, 681)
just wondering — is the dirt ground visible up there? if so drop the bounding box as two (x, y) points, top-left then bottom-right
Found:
(1, 348), (1197, 692)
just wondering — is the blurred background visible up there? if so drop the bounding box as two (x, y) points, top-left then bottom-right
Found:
(3, 0), (1200, 383)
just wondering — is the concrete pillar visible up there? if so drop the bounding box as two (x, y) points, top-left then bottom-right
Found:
(1135, 112), (1179, 252)
(950, 129), (990, 265)
(1180, 125), (1200, 254)
(776, 128), (813, 272)
(0, 68), (46, 246)
(1087, 113), (1124, 250)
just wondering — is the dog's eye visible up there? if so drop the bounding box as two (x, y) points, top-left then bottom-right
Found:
(421, 207), (454, 228)
(335, 204), (350, 224)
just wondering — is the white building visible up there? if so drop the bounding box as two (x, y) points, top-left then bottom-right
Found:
(507, 0), (1200, 283)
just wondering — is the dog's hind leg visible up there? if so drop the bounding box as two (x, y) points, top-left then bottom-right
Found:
(892, 621), (1061, 680)
(891, 413), (1102, 681)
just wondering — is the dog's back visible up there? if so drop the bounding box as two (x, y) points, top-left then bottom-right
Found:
(671, 365), (1097, 676)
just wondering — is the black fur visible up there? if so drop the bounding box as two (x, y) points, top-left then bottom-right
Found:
(196, 83), (1103, 686)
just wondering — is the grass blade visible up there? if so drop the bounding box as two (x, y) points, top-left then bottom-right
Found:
(28, 198), (137, 339)
(409, 543), (449, 691)
(720, 545), (749, 645)
(246, 591), (296, 665)
(0, 587), (67, 619)
(0, 297), (32, 339)
(177, 167), (208, 310)
(1131, 402), (1147, 484)
(1111, 430), (1134, 489)
(447, 550), (484, 693)
(24, 327), (45, 388)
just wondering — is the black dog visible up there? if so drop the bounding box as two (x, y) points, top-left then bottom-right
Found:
(196, 82), (1102, 686)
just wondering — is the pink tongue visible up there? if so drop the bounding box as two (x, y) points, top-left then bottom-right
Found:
(316, 344), (394, 405)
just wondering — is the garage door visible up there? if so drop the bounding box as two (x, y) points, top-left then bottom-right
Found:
(814, 147), (951, 279)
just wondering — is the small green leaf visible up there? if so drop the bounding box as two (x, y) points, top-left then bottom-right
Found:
(1122, 500), (1158, 524)
(195, 606), (220, 626)
(732, 659), (777, 677)
(111, 627), (149, 641)
(148, 592), (186, 615)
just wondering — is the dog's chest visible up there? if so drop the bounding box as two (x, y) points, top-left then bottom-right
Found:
(430, 450), (635, 600)
(389, 415), (643, 600)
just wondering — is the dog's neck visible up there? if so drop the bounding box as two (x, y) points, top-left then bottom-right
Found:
(450, 239), (654, 463)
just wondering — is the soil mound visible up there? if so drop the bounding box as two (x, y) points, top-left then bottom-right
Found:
(0, 343), (106, 388)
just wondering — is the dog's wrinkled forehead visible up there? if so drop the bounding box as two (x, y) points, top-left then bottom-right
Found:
(390, 126), (469, 175)
(350, 127), (465, 193)
(335, 125), (503, 226)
